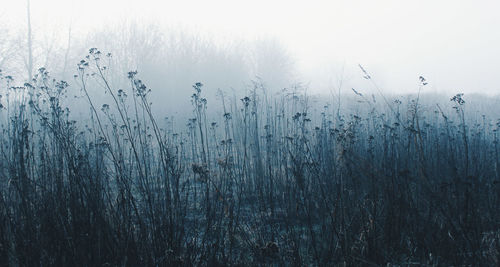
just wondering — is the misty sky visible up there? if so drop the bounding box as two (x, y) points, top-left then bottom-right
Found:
(3, 0), (500, 95)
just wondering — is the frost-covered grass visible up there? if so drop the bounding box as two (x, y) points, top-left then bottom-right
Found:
(0, 49), (499, 266)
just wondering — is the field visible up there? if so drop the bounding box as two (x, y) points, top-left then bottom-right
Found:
(0, 49), (499, 266)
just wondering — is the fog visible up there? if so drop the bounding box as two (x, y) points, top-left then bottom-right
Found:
(3, 1), (500, 265)
(2, 0), (500, 96)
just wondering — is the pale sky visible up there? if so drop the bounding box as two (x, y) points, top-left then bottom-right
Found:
(2, 0), (500, 94)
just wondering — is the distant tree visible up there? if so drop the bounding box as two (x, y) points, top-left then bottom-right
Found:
(83, 21), (253, 114)
(61, 21), (72, 79)
(0, 18), (19, 72)
(25, 0), (33, 80)
(10, 0), (71, 81)
(249, 38), (295, 92)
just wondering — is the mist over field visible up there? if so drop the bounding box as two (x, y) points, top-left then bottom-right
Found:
(1, 1), (500, 266)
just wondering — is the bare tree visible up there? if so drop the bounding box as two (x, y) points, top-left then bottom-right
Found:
(25, 0), (33, 80)
(0, 19), (18, 71)
(249, 38), (295, 91)
(62, 21), (72, 79)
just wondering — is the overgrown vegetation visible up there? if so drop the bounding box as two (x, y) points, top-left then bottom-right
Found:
(0, 49), (499, 266)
